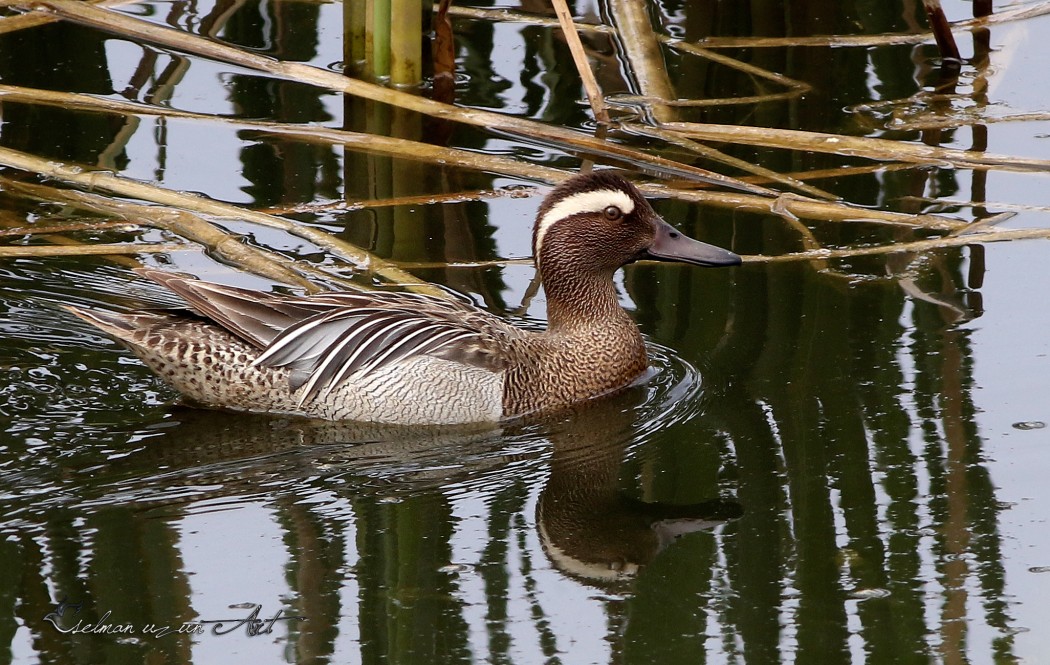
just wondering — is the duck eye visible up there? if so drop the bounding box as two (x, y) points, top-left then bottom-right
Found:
(603, 205), (623, 221)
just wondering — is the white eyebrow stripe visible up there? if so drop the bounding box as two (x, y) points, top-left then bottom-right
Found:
(534, 189), (635, 255)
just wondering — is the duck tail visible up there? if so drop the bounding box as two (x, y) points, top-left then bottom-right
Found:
(63, 305), (169, 338)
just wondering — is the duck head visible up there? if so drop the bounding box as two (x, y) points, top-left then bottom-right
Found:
(532, 172), (742, 278)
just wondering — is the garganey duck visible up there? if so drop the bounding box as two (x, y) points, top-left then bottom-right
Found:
(67, 172), (741, 424)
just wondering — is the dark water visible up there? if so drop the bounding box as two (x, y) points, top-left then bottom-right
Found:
(2, 1), (1050, 663)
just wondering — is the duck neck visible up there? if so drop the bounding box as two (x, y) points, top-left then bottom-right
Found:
(542, 267), (636, 334)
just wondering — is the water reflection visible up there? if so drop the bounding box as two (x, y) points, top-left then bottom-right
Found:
(0, 21), (125, 167)
(1, 375), (740, 663)
(538, 399), (741, 585)
(655, 258), (1009, 664)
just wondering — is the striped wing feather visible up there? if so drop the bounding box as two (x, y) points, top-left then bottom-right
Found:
(137, 271), (515, 406)
(255, 306), (509, 407)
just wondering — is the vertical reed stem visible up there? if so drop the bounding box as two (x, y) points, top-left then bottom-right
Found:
(346, 0), (367, 68)
(372, 0), (391, 78)
(364, 0), (376, 78)
(922, 0), (962, 68)
(390, 0), (422, 86)
(550, 0), (609, 125)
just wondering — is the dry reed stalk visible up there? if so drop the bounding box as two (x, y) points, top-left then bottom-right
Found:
(0, 243), (187, 257)
(774, 163), (918, 183)
(947, 212), (1015, 236)
(649, 186), (967, 231)
(0, 207), (142, 267)
(0, 147), (446, 293)
(660, 122), (1050, 172)
(902, 196), (1050, 216)
(0, 0), (137, 34)
(665, 40), (810, 92)
(878, 111), (1050, 132)
(25, 0), (768, 194)
(15, 188), (370, 290)
(0, 220), (138, 237)
(692, 1), (1050, 48)
(747, 228), (1050, 263)
(0, 84), (571, 184)
(250, 124), (572, 181)
(698, 34), (925, 48)
(550, 0), (610, 125)
(626, 124), (836, 200)
(447, 6), (613, 33)
(610, 90), (804, 109)
(1, 177), (324, 289)
(709, 163), (919, 190)
(770, 196), (824, 256)
(262, 188), (540, 216)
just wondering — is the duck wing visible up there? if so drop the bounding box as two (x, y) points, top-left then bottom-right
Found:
(141, 270), (520, 405)
(140, 269), (325, 347)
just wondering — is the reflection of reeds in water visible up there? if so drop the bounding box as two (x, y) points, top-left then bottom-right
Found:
(1, 381), (738, 660)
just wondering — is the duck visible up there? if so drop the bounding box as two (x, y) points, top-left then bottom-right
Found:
(66, 172), (741, 425)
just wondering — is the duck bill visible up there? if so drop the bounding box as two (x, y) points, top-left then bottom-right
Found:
(642, 218), (741, 267)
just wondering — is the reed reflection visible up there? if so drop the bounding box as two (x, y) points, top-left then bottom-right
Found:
(627, 245), (1011, 663)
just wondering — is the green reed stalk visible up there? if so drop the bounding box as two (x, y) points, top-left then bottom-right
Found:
(371, 0), (391, 78)
(390, 0), (422, 86)
(346, 0), (367, 67)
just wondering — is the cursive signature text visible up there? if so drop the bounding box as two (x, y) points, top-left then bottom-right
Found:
(42, 598), (301, 638)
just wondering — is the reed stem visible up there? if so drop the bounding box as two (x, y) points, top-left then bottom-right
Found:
(550, 0), (609, 125)
(389, 0), (422, 86)
(346, 0), (367, 70)
(372, 0), (391, 78)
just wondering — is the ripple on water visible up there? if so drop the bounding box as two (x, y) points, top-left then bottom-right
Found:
(1, 282), (174, 521)
(632, 339), (707, 440)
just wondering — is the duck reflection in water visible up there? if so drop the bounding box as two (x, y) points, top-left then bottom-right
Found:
(531, 389), (742, 585)
(95, 383), (740, 595)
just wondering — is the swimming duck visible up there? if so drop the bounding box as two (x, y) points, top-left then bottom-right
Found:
(67, 172), (740, 424)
